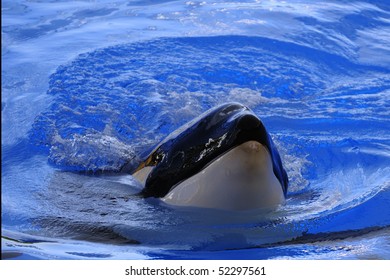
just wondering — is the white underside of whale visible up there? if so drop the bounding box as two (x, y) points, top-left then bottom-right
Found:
(133, 141), (285, 211)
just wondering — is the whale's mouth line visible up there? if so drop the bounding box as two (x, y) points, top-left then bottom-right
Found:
(166, 140), (269, 194)
(132, 140), (270, 199)
(161, 140), (284, 211)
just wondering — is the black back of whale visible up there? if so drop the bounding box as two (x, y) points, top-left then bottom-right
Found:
(136, 103), (288, 198)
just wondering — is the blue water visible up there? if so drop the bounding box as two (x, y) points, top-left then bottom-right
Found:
(2, 0), (390, 260)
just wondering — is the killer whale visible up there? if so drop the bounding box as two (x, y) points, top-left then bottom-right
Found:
(131, 102), (288, 210)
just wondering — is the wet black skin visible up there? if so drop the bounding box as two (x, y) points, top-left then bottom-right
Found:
(133, 102), (288, 198)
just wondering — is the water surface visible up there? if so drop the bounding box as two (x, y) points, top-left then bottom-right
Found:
(2, 0), (390, 259)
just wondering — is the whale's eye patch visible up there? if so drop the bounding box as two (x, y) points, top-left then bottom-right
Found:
(133, 149), (165, 174)
(149, 150), (165, 166)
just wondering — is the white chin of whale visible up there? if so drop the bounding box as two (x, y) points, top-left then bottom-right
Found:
(161, 141), (285, 211)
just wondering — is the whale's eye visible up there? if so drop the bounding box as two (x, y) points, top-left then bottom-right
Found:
(149, 150), (165, 166)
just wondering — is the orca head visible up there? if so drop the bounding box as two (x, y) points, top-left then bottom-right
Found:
(132, 103), (288, 210)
